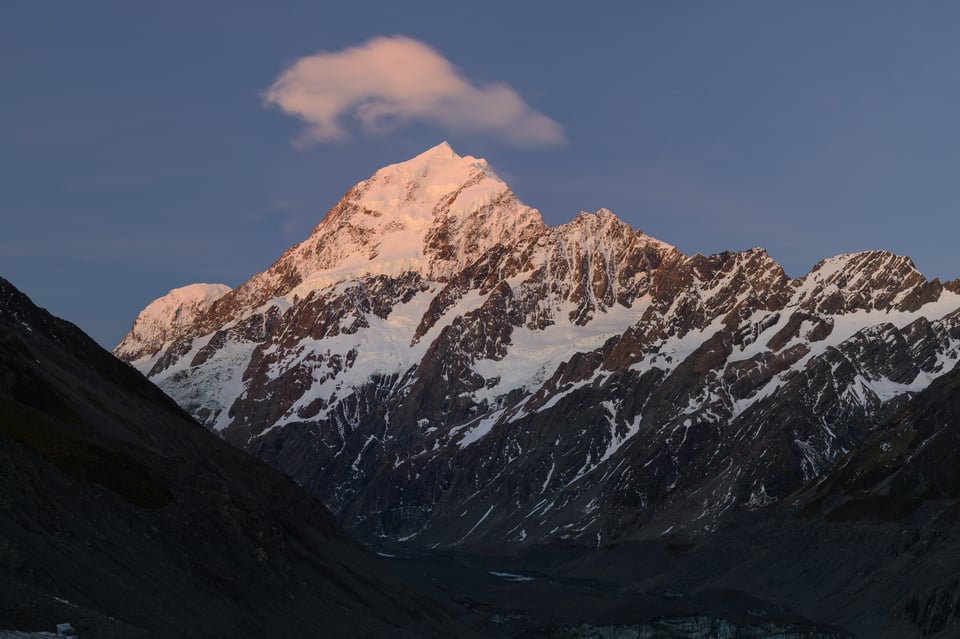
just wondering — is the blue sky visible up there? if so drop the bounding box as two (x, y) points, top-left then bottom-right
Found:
(3, 1), (960, 347)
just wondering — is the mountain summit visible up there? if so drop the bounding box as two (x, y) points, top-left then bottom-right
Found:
(116, 145), (960, 552)
(274, 141), (546, 289)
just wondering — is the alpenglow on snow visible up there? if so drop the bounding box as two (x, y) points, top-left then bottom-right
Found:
(117, 143), (960, 549)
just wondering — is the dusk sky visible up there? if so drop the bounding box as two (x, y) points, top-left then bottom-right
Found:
(4, 1), (960, 348)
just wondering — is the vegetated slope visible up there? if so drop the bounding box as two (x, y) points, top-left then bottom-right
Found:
(116, 143), (960, 550)
(0, 277), (467, 638)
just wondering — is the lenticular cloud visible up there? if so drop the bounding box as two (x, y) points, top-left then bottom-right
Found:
(263, 36), (565, 147)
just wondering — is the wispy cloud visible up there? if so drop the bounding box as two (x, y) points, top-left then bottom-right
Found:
(263, 36), (565, 147)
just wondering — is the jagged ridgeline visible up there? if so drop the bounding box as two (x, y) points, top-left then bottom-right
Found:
(116, 143), (960, 549)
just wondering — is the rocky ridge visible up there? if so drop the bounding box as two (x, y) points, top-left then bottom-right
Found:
(115, 143), (960, 549)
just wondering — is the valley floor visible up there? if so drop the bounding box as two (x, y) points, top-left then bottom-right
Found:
(369, 538), (855, 638)
(364, 497), (960, 639)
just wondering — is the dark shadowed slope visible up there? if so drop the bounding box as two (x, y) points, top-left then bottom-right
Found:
(782, 359), (960, 637)
(0, 276), (470, 638)
(522, 361), (960, 639)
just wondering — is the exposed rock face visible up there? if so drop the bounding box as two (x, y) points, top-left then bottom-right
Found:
(116, 143), (960, 550)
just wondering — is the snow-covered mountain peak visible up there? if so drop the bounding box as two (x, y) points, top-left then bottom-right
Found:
(792, 250), (938, 314)
(114, 145), (960, 553)
(805, 250), (917, 279)
(352, 141), (508, 223)
(561, 208), (676, 252)
(114, 282), (231, 363)
(229, 144), (546, 303)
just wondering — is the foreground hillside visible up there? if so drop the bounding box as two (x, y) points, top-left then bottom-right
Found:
(0, 277), (466, 638)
